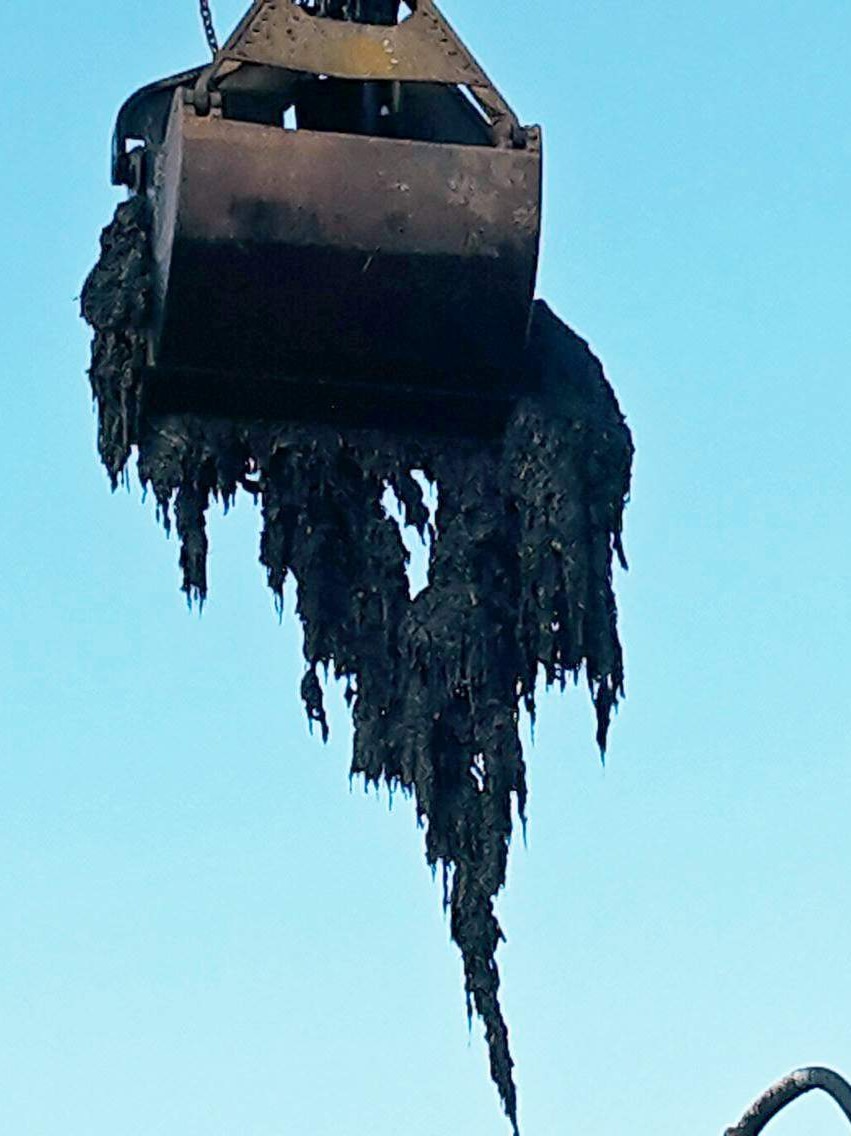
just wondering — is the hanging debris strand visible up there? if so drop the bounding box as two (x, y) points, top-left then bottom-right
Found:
(82, 199), (632, 1135)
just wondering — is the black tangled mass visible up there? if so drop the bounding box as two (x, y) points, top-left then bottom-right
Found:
(82, 197), (632, 1135)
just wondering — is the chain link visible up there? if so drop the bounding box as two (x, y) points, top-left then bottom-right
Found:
(199, 0), (220, 56)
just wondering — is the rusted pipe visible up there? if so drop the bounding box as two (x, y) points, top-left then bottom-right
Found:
(725, 1067), (851, 1134)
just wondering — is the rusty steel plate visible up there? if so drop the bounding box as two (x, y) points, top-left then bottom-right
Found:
(218, 0), (489, 86)
(151, 96), (541, 398)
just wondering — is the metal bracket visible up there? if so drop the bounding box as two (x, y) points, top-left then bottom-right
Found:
(191, 0), (523, 144)
(112, 67), (205, 185)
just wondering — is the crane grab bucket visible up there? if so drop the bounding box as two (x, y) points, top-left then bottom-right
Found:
(112, 0), (542, 423)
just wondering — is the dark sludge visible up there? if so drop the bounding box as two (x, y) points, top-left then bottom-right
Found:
(82, 198), (633, 1135)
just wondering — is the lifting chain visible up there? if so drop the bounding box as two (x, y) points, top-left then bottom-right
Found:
(198, 0), (220, 56)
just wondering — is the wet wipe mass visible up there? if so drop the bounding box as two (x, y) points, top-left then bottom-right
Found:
(82, 196), (632, 1134)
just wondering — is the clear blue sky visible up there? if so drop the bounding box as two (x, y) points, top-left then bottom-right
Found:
(1, 2), (850, 1133)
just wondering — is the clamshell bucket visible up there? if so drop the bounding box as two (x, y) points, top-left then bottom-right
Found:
(113, 0), (542, 422)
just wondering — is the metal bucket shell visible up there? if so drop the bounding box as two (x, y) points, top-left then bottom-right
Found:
(150, 95), (541, 405)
